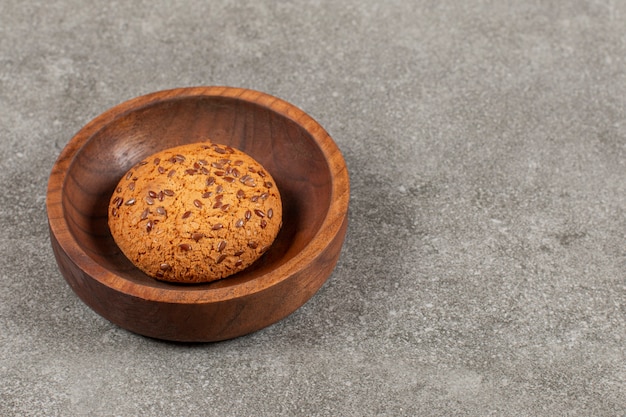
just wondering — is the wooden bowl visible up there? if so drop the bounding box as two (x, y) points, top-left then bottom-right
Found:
(46, 86), (349, 342)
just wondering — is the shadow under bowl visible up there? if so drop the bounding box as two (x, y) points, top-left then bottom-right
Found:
(46, 86), (349, 342)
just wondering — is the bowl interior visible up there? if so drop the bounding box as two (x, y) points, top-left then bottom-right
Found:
(62, 95), (332, 291)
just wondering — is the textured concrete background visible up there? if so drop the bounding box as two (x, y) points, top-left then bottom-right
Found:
(1, 1), (625, 416)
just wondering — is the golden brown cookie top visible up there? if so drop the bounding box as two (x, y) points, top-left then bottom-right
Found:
(108, 141), (282, 283)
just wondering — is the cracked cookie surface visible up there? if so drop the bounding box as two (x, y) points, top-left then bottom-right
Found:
(108, 141), (282, 283)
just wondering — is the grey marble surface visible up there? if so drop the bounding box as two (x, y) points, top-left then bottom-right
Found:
(1, 1), (625, 415)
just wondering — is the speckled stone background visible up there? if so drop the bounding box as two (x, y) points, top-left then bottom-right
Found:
(1, 1), (625, 416)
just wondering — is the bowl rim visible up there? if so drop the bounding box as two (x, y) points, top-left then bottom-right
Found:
(46, 86), (350, 304)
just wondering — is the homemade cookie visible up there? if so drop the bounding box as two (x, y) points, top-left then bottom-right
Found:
(108, 141), (282, 283)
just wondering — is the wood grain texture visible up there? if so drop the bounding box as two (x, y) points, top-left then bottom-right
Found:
(46, 87), (349, 342)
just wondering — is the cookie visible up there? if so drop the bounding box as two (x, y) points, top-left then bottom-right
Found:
(108, 141), (282, 283)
